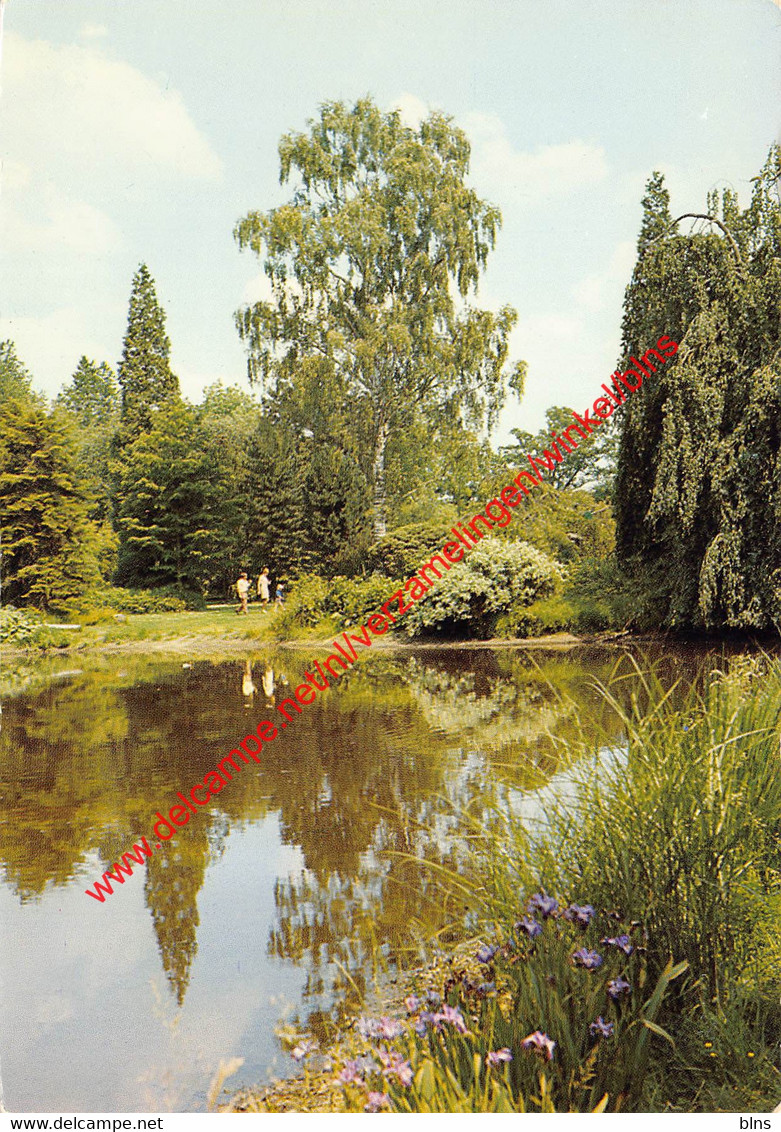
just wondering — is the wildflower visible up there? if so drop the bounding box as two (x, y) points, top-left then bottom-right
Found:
(528, 891), (558, 919)
(412, 1016), (430, 1036)
(357, 1016), (382, 1040)
(404, 994), (420, 1014)
(337, 1059), (366, 1086)
(520, 1030), (556, 1060)
(601, 934), (634, 956)
(607, 976), (631, 1000)
(748, 1052), (755, 1058)
(589, 1016), (614, 1039)
(515, 915), (543, 939)
(476, 943), (497, 964)
(564, 903), (595, 928)
(435, 1003), (468, 1034)
(379, 1048), (413, 1087)
(704, 1042), (713, 1049)
(364, 1092), (390, 1112)
(357, 1015), (402, 1041)
(486, 1047), (513, 1066)
(572, 947), (603, 970)
(291, 1038), (318, 1062)
(426, 990), (442, 1007)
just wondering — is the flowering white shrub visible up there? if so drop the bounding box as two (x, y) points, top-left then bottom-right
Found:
(403, 538), (562, 638)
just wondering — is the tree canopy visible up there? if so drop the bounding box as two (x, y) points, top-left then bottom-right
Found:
(234, 97), (524, 538)
(615, 145), (781, 629)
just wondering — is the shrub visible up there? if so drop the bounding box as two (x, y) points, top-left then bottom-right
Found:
(403, 539), (562, 639)
(367, 522), (451, 578)
(63, 585), (202, 615)
(0, 606), (44, 645)
(503, 594), (577, 638)
(324, 575), (402, 628)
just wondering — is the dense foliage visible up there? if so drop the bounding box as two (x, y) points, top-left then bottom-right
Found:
(615, 146), (781, 629)
(234, 97), (524, 538)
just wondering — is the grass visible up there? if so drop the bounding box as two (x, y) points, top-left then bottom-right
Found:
(300, 653), (781, 1113)
(2, 603), (338, 653)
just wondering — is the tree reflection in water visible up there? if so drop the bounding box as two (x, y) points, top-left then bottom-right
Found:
(0, 644), (721, 1032)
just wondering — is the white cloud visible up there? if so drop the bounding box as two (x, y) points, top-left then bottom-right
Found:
(463, 113), (608, 200)
(388, 99), (608, 202)
(4, 32), (223, 184)
(573, 240), (635, 312)
(5, 192), (122, 255)
(80, 23), (108, 40)
(392, 92), (429, 129)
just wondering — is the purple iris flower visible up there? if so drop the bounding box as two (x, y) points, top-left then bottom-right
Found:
(516, 915), (543, 939)
(377, 1016), (404, 1040)
(426, 990), (442, 1007)
(589, 1016), (615, 1039)
(435, 1004), (468, 1033)
(572, 948), (603, 970)
(364, 1092), (390, 1112)
(520, 1030), (556, 1060)
(337, 1059), (364, 1085)
(415, 1010), (439, 1034)
(404, 994), (420, 1014)
(476, 943), (498, 964)
(601, 934), (634, 956)
(357, 1016), (382, 1040)
(607, 976), (631, 1000)
(486, 1048), (513, 1066)
(564, 903), (596, 928)
(528, 892), (559, 919)
(379, 1049), (413, 1087)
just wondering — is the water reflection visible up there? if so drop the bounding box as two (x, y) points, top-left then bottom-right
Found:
(0, 643), (742, 1110)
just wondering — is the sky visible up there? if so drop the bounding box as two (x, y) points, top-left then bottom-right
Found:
(1, 0), (780, 440)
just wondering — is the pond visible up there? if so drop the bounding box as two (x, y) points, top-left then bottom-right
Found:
(0, 642), (742, 1111)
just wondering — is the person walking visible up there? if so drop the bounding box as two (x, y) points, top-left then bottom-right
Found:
(235, 571), (250, 615)
(275, 580), (285, 605)
(257, 567), (270, 607)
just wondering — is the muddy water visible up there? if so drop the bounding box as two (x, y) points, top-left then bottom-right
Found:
(0, 643), (734, 1111)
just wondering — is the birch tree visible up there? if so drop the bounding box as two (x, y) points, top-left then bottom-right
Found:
(234, 98), (523, 538)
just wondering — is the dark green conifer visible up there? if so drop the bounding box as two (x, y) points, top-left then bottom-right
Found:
(116, 264), (179, 442)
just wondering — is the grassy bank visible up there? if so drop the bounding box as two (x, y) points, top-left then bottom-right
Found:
(233, 656), (781, 1113)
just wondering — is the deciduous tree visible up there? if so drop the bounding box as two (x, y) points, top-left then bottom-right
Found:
(234, 98), (524, 539)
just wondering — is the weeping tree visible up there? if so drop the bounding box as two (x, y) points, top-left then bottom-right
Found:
(234, 97), (524, 538)
(615, 147), (781, 629)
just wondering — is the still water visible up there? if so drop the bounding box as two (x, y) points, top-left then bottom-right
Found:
(0, 643), (733, 1111)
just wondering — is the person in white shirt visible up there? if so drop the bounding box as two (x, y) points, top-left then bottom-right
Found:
(257, 567), (270, 606)
(235, 571), (250, 615)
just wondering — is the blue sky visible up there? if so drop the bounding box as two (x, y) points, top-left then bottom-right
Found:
(2, 0), (779, 438)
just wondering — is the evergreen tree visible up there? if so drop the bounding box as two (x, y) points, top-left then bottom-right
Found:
(615, 146), (781, 629)
(0, 340), (41, 407)
(57, 356), (120, 428)
(116, 264), (179, 442)
(0, 401), (102, 608)
(56, 357), (121, 535)
(242, 416), (309, 582)
(113, 401), (222, 591)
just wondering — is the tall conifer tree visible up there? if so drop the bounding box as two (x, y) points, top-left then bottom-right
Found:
(117, 264), (179, 442)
